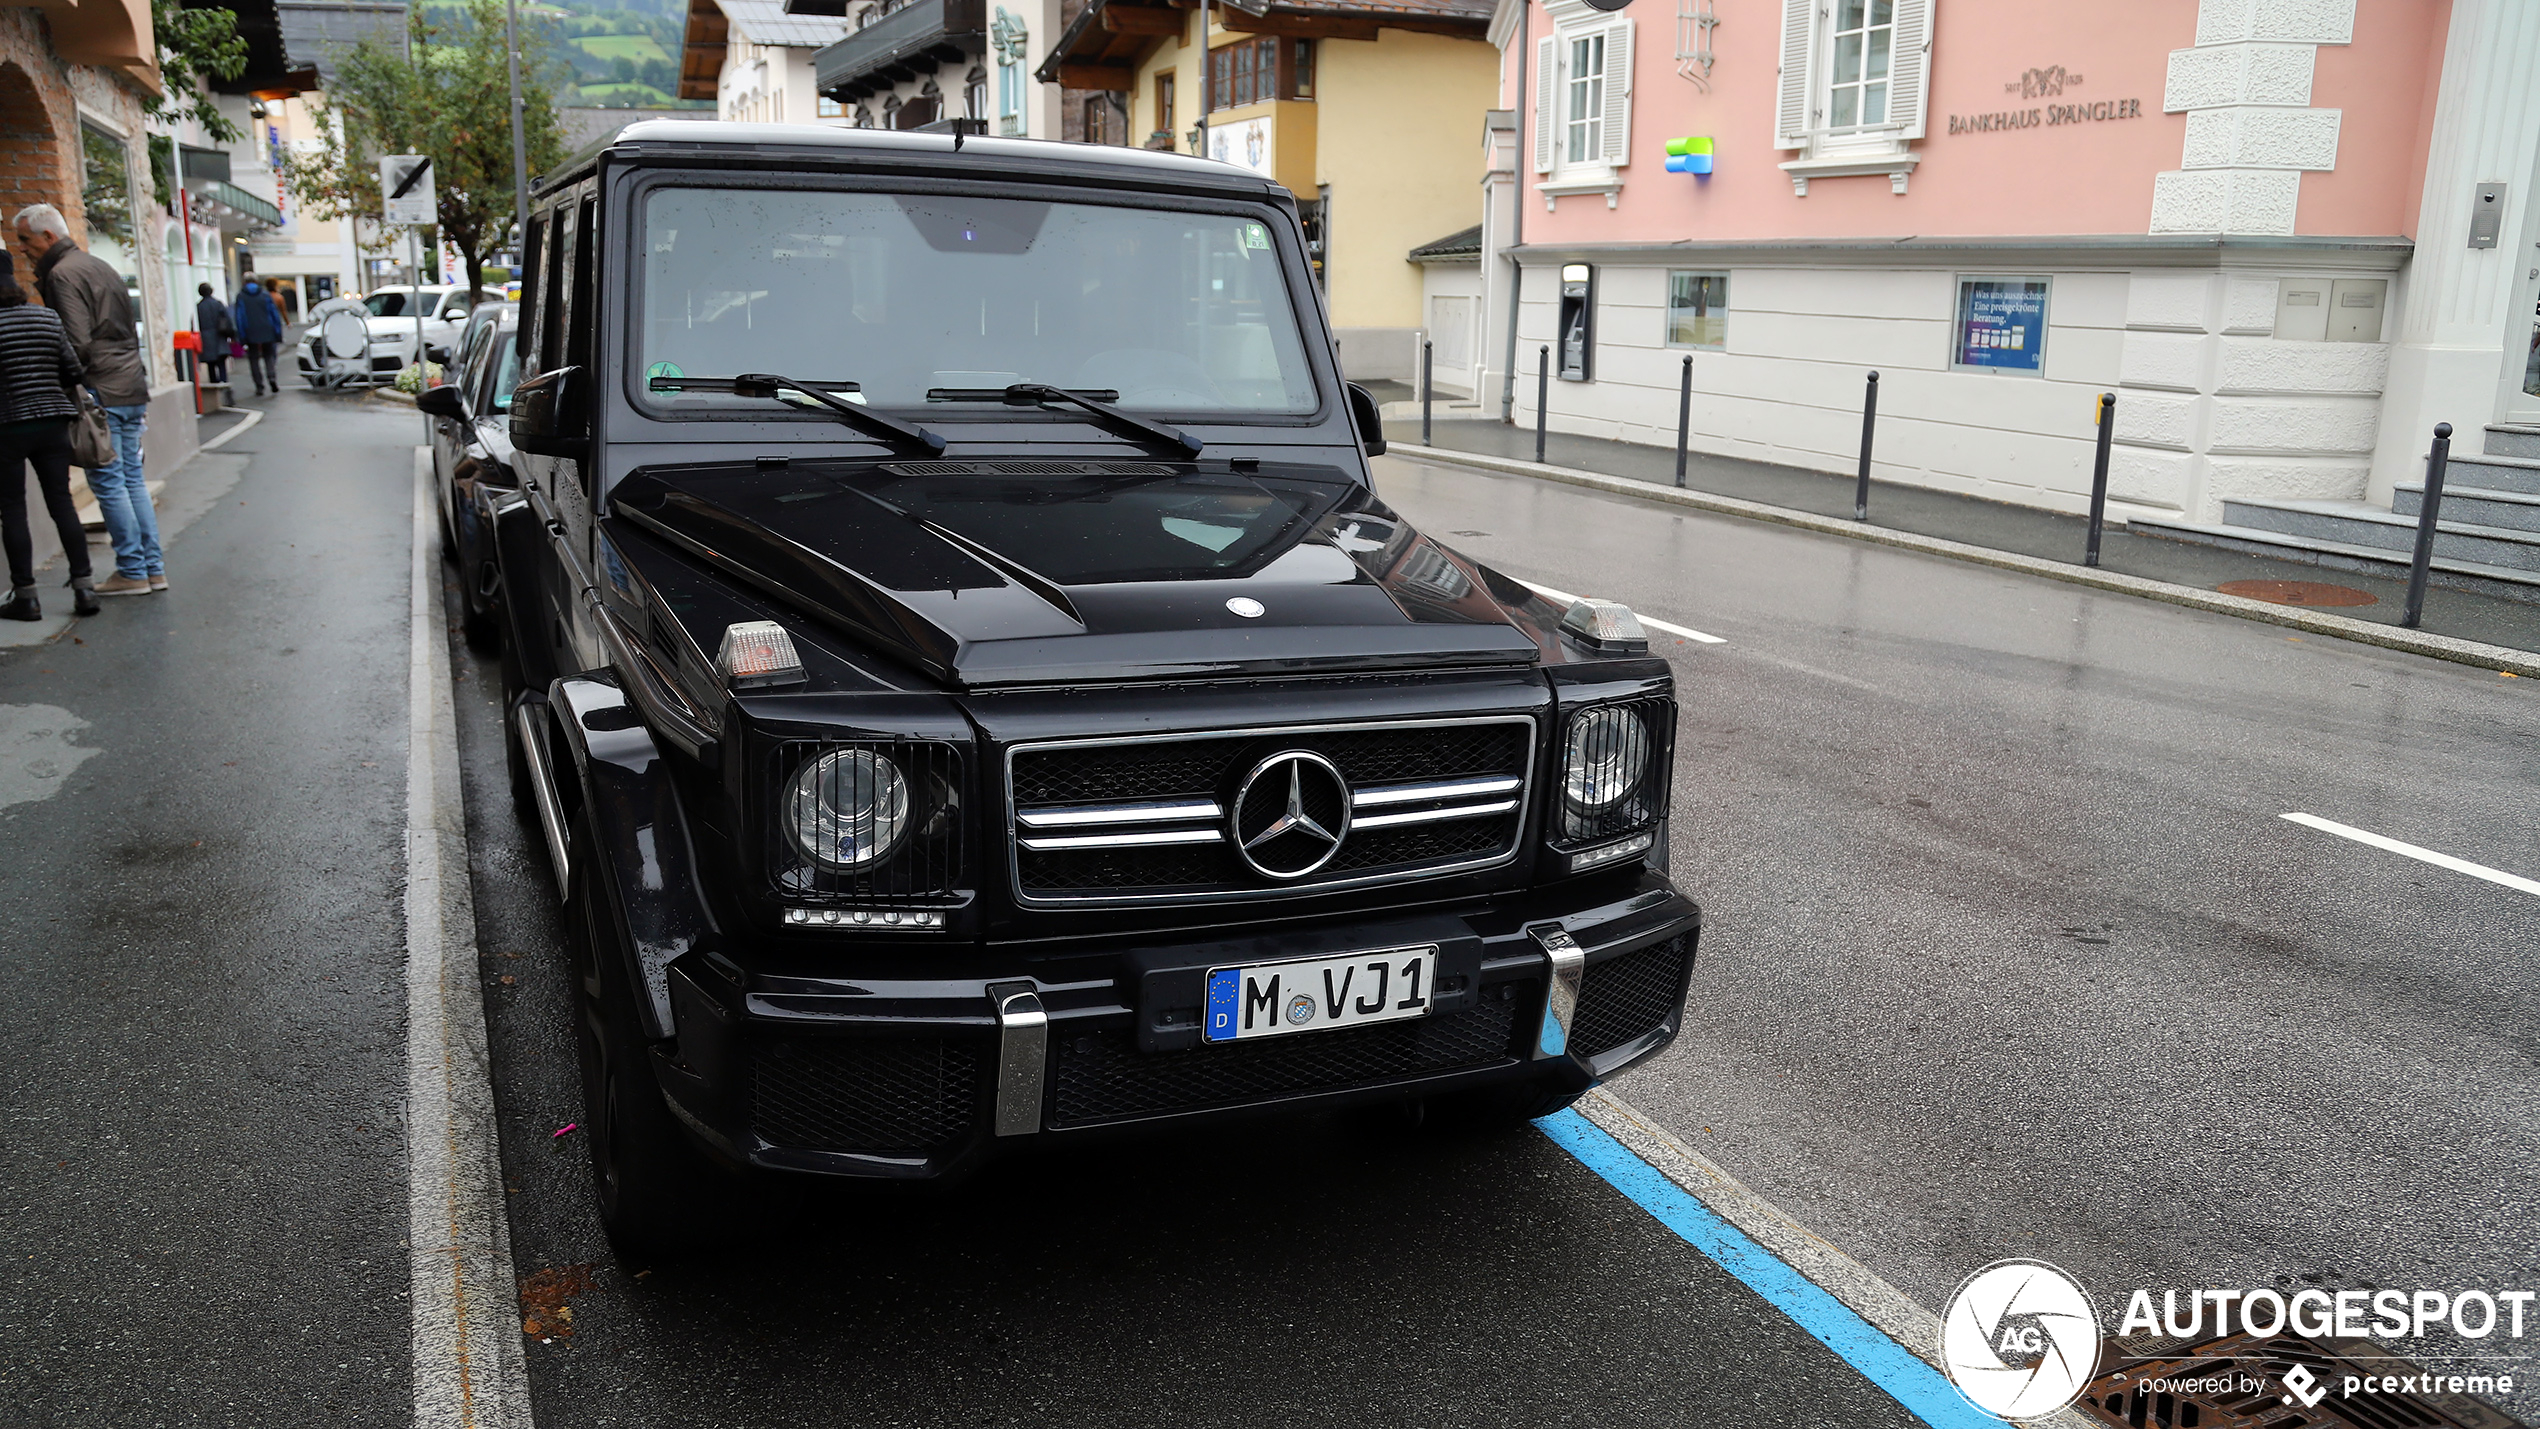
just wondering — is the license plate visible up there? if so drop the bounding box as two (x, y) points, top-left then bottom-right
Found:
(1203, 945), (1437, 1043)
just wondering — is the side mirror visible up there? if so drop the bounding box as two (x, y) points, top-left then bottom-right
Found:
(415, 384), (465, 419)
(1346, 381), (1388, 458)
(511, 366), (588, 458)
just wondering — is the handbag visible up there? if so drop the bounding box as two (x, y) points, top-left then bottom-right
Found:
(68, 386), (114, 469)
(230, 339), (247, 359)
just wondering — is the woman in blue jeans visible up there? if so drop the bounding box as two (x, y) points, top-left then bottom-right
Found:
(0, 251), (100, 620)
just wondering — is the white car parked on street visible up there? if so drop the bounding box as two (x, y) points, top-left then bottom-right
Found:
(296, 285), (475, 387)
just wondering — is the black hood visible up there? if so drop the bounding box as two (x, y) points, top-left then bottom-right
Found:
(606, 459), (1546, 688)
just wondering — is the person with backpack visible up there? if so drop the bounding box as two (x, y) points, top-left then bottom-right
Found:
(233, 279), (285, 396)
(0, 251), (101, 621)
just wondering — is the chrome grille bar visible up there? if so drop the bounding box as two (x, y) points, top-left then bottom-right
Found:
(1016, 798), (1222, 828)
(1351, 775), (1522, 808)
(1018, 827), (1227, 852)
(1351, 799), (1521, 831)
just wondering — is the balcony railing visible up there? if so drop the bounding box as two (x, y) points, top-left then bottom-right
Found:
(813, 0), (985, 99)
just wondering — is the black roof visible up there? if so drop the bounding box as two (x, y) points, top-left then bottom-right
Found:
(1408, 224), (1483, 262)
(537, 120), (1289, 204)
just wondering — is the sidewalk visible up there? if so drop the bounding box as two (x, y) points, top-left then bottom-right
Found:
(1385, 416), (2538, 656)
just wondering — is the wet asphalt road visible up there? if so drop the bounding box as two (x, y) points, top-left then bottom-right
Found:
(0, 389), (419, 1425)
(1370, 454), (2540, 1421)
(7, 385), (2534, 1425)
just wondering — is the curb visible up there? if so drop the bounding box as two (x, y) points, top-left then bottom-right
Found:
(1574, 1089), (2099, 1429)
(1385, 443), (2539, 680)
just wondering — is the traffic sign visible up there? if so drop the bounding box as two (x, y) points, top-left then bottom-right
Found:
(380, 155), (435, 225)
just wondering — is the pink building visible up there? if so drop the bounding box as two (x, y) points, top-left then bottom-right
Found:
(1447, 0), (2539, 596)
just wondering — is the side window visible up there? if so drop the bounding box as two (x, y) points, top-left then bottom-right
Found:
(518, 214), (545, 371)
(563, 194), (597, 373)
(538, 204), (572, 376)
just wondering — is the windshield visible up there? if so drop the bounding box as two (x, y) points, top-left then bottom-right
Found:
(637, 187), (1319, 416)
(364, 290), (447, 318)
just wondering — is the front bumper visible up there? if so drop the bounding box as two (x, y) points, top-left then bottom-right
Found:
(655, 874), (1699, 1182)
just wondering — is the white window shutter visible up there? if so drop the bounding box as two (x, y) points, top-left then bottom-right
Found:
(1535, 35), (1558, 173)
(1601, 19), (1633, 166)
(1888, 0), (1932, 140)
(1774, 0), (1812, 149)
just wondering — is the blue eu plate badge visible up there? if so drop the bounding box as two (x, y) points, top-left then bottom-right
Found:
(1205, 968), (1241, 1042)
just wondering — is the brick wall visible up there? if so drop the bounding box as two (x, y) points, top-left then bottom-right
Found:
(0, 11), (86, 243)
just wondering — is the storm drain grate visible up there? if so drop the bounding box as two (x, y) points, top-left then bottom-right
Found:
(2076, 1333), (2524, 1429)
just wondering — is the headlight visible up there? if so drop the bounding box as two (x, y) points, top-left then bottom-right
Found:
(1555, 699), (1671, 847)
(784, 749), (910, 870)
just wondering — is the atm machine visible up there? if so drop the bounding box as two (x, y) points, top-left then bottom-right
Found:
(1558, 263), (1595, 381)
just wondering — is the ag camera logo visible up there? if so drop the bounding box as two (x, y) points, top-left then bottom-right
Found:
(1941, 1259), (2101, 1419)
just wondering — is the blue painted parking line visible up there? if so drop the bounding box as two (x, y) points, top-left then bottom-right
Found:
(1536, 1109), (2000, 1429)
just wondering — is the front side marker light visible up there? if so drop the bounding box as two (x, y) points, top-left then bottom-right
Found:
(1560, 598), (1650, 654)
(718, 620), (805, 688)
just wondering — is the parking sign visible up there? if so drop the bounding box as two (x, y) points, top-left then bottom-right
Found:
(380, 155), (434, 225)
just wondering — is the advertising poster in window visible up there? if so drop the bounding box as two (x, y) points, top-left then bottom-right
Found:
(1954, 278), (2049, 374)
(1207, 117), (1275, 177)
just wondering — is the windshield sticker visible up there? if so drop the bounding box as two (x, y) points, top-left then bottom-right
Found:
(645, 360), (686, 385)
(1244, 223), (1271, 251)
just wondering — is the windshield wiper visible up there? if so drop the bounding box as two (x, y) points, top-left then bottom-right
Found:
(649, 373), (946, 457)
(927, 383), (1204, 459)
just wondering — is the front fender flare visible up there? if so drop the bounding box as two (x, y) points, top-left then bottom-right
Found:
(548, 674), (720, 1041)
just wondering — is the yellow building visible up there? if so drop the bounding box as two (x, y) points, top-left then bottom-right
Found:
(1038, 0), (1496, 383)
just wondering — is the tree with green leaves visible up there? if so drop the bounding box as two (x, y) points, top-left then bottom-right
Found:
(283, 0), (568, 303)
(149, 0), (250, 143)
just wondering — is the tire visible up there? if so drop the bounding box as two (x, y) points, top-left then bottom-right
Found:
(461, 598), (502, 654)
(565, 815), (733, 1258)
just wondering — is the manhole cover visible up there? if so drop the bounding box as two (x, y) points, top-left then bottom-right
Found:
(2216, 579), (2379, 608)
(2076, 1332), (2524, 1429)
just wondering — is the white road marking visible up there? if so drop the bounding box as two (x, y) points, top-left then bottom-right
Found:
(2281, 812), (2540, 898)
(197, 407), (264, 451)
(406, 448), (535, 1427)
(1507, 576), (1728, 645)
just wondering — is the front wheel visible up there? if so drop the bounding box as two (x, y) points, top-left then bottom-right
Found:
(566, 816), (733, 1258)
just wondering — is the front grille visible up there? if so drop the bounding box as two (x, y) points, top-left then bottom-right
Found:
(1570, 937), (1690, 1060)
(1009, 717), (1535, 905)
(752, 1037), (980, 1154)
(1049, 982), (1535, 1127)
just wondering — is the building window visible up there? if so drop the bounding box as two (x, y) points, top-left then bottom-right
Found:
(1564, 33), (1605, 163)
(818, 96), (844, 119)
(1208, 37), (1307, 112)
(1082, 95), (1108, 145)
(1155, 71), (1175, 141)
(1774, 0), (1931, 193)
(992, 7), (1028, 136)
(1665, 272), (1728, 349)
(1951, 277), (2049, 375)
(1532, 16), (1632, 201)
(1825, 0), (1892, 131)
(966, 66), (989, 123)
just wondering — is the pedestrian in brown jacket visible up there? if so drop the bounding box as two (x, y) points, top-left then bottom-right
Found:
(13, 203), (160, 594)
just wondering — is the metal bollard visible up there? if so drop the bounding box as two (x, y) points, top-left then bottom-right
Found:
(1421, 339), (1434, 446)
(1536, 344), (1549, 466)
(1675, 354), (1693, 488)
(2085, 392), (2115, 567)
(2402, 422), (2454, 629)
(1854, 371), (1879, 521)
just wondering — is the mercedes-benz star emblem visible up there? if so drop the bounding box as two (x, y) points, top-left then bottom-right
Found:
(1232, 750), (1351, 879)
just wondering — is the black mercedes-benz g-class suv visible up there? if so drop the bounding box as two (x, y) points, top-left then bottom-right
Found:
(496, 121), (1699, 1251)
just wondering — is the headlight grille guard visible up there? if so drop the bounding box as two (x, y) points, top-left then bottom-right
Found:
(1545, 695), (1676, 853)
(759, 737), (968, 905)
